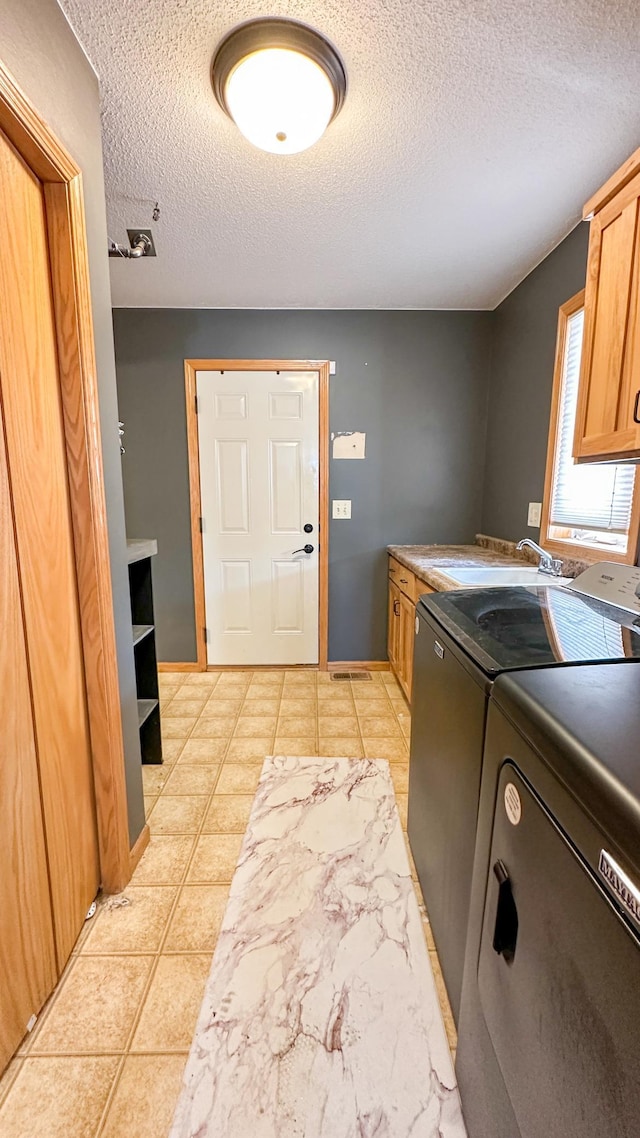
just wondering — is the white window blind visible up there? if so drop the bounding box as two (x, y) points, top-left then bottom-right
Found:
(549, 308), (636, 533)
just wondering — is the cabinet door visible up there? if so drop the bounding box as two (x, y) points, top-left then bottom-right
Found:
(387, 579), (401, 673)
(0, 408), (57, 1071)
(399, 592), (415, 700)
(574, 170), (640, 462)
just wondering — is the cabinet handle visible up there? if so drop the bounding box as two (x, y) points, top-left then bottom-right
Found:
(634, 390), (640, 425)
(400, 577), (408, 584)
(393, 600), (400, 616)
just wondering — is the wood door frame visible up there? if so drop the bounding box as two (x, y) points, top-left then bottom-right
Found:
(0, 60), (133, 893)
(185, 359), (330, 670)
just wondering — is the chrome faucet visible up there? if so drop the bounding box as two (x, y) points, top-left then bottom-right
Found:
(516, 538), (563, 577)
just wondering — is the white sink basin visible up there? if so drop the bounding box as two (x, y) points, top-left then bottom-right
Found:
(444, 566), (573, 588)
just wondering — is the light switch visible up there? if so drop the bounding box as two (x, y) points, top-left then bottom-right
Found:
(527, 502), (542, 527)
(332, 500), (352, 519)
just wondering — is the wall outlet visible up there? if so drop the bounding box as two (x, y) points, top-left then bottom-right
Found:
(332, 499), (351, 519)
(527, 501), (542, 527)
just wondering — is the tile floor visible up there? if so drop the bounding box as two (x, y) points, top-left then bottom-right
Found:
(0, 667), (456, 1138)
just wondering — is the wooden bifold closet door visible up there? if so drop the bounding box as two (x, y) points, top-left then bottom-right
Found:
(0, 126), (101, 1069)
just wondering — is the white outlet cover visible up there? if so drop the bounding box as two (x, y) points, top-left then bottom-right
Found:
(527, 501), (542, 527)
(332, 500), (352, 519)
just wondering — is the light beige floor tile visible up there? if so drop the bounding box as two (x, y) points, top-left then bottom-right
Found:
(0, 1056), (119, 1138)
(178, 738), (228, 763)
(318, 738), (363, 758)
(141, 765), (170, 796)
(164, 885), (230, 952)
(159, 739), (185, 762)
(390, 764), (409, 794)
(225, 739), (272, 762)
(282, 677), (316, 690)
(245, 681), (283, 696)
(200, 697), (242, 716)
(317, 687), (352, 703)
(279, 698), (317, 716)
(81, 887), (177, 954)
(400, 719), (412, 738)
(421, 914), (436, 951)
(131, 956), (211, 1052)
(353, 699), (392, 717)
(148, 795), (208, 834)
(361, 738), (408, 762)
(274, 737), (318, 756)
(190, 717), (236, 739)
(161, 717), (196, 740)
(396, 792), (409, 829)
(233, 716), (277, 737)
(250, 670), (285, 681)
(317, 717), (359, 737)
(357, 716), (403, 738)
(162, 764), (220, 796)
(276, 716), (316, 737)
(132, 836), (195, 886)
(238, 698), (280, 716)
(429, 950), (457, 1050)
(187, 833), (244, 883)
(31, 956), (152, 1054)
(215, 763), (263, 793)
(352, 686), (388, 701)
(163, 698), (208, 718)
(202, 795), (254, 833)
(0, 1059), (22, 1108)
(158, 684), (180, 702)
(100, 1053), (188, 1138)
(181, 673), (220, 687)
(143, 795), (157, 820)
(215, 676), (250, 691)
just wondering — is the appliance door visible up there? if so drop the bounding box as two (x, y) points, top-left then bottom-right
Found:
(478, 762), (640, 1138)
(408, 610), (488, 1023)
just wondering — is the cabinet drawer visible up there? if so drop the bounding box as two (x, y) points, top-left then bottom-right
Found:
(389, 556), (417, 601)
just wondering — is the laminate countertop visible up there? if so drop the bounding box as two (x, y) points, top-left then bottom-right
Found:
(126, 538), (158, 565)
(387, 534), (588, 593)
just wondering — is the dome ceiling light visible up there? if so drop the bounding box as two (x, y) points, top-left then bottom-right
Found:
(211, 18), (347, 156)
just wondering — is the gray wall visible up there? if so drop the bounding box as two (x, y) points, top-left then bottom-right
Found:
(113, 310), (491, 662)
(481, 224), (590, 540)
(0, 0), (145, 844)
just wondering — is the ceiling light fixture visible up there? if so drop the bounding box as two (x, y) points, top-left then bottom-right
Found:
(211, 18), (347, 156)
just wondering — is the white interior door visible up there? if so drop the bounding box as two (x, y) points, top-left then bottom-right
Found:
(197, 369), (320, 665)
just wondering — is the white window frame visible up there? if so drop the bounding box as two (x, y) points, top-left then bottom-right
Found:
(540, 289), (640, 565)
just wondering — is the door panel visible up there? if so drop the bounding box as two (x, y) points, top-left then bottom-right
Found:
(0, 130), (100, 966)
(198, 370), (319, 664)
(0, 406), (58, 1071)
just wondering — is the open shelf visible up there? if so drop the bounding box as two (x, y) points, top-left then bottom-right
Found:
(137, 698), (158, 728)
(133, 624), (154, 647)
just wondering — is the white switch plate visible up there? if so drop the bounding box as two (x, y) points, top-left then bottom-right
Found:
(527, 501), (542, 526)
(329, 361), (336, 375)
(332, 499), (351, 519)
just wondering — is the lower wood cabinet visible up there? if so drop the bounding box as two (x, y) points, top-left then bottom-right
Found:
(387, 556), (435, 703)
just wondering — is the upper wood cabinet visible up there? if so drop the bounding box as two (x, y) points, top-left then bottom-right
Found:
(573, 147), (640, 463)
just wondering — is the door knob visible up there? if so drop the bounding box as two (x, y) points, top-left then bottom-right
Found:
(303, 523), (314, 533)
(292, 544), (314, 555)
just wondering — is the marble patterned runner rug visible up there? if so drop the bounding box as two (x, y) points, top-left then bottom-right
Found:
(170, 755), (467, 1138)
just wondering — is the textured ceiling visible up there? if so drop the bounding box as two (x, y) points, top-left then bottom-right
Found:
(59, 0), (640, 309)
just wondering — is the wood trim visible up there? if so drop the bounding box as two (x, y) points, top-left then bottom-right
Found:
(328, 661), (391, 671)
(184, 359), (331, 670)
(184, 361), (207, 670)
(583, 146), (640, 219)
(1, 62), (132, 892)
(540, 288), (640, 566)
(129, 823), (150, 876)
(158, 662), (200, 672)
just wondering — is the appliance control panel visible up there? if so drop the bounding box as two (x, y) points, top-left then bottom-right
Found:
(567, 562), (640, 616)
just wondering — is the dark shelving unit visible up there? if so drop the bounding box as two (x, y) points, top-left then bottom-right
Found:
(127, 541), (162, 765)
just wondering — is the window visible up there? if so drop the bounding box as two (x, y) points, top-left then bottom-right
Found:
(540, 290), (640, 563)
